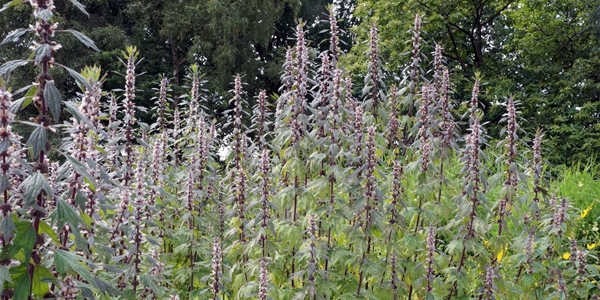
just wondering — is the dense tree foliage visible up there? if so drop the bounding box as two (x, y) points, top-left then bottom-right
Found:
(348, 0), (600, 165)
(0, 1), (598, 299)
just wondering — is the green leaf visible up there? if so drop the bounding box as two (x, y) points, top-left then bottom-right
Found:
(68, 0), (89, 17)
(13, 269), (31, 300)
(34, 44), (51, 65)
(32, 265), (53, 297)
(0, 266), (11, 289)
(62, 66), (92, 91)
(65, 29), (99, 52)
(57, 199), (83, 232)
(20, 172), (50, 208)
(10, 85), (37, 115)
(64, 101), (94, 129)
(65, 154), (95, 184)
(0, 0), (24, 13)
(35, 9), (52, 22)
(0, 60), (28, 77)
(0, 174), (9, 194)
(25, 125), (47, 159)
(10, 222), (35, 264)
(54, 249), (94, 284)
(0, 28), (29, 46)
(38, 221), (59, 245)
(0, 216), (15, 244)
(43, 81), (62, 122)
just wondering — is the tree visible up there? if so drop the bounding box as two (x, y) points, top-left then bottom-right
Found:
(346, 0), (600, 164)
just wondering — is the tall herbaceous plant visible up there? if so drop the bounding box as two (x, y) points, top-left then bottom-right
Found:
(0, 1), (598, 300)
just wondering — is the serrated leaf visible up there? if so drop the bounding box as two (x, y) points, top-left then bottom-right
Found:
(0, 174), (9, 194)
(43, 81), (62, 122)
(0, 28), (28, 46)
(35, 9), (52, 22)
(93, 276), (118, 295)
(34, 43), (51, 65)
(68, 0), (89, 16)
(0, 60), (28, 77)
(10, 221), (35, 264)
(65, 29), (99, 52)
(0, 0), (23, 13)
(65, 154), (95, 183)
(62, 66), (92, 91)
(55, 249), (94, 284)
(64, 101), (94, 130)
(10, 85), (37, 114)
(38, 221), (59, 245)
(0, 266), (11, 289)
(13, 269), (31, 300)
(32, 265), (53, 297)
(57, 199), (83, 232)
(20, 172), (50, 208)
(26, 125), (47, 159)
(0, 216), (15, 244)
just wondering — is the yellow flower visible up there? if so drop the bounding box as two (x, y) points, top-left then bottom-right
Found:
(579, 203), (594, 219)
(587, 243), (597, 250)
(578, 182), (584, 187)
(484, 240), (489, 246)
(497, 249), (504, 262)
(563, 252), (571, 260)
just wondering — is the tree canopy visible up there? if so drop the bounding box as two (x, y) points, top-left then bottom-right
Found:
(348, 0), (600, 164)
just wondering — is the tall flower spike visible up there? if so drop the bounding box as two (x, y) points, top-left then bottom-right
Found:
(308, 214), (318, 298)
(316, 53), (331, 138)
(0, 87), (14, 222)
(390, 251), (398, 296)
(157, 77), (168, 133)
(440, 68), (455, 149)
(294, 22), (308, 111)
(469, 76), (481, 122)
(211, 237), (222, 299)
(364, 125), (377, 226)
(255, 90), (269, 149)
(552, 197), (567, 236)
(408, 13), (422, 116)
(232, 75), (244, 170)
(390, 160), (404, 225)
(329, 68), (342, 136)
(368, 24), (381, 114)
(353, 105), (364, 159)
(259, 258), (268, 300)
(483, 266), (495, 299)
(387, 85), (400, 147)
(123, 47), (138, 185)
(425, 224), (436, 294)
(532, 129), (543, 219)
(188, 65), (200, 130)
(418, 85), (433, 174)
(433, 45), (443, 92)
(329, 7), (340, 63)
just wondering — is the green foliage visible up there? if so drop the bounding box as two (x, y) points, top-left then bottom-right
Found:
(348, 0), (600, 165)
(0, 1), (598, 299)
